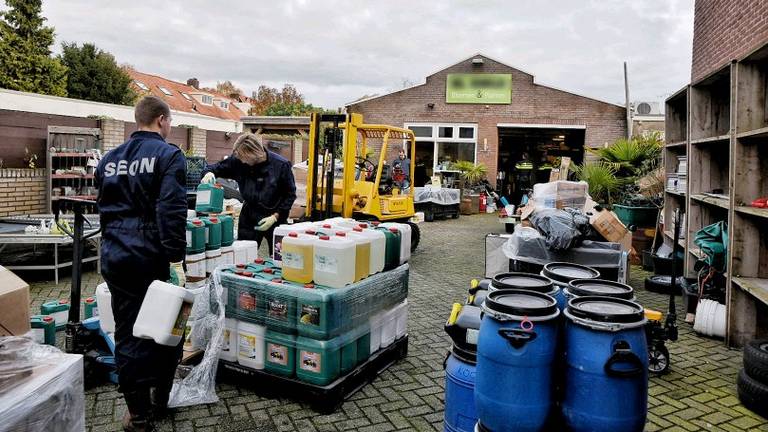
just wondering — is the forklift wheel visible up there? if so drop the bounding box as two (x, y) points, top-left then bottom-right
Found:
(648, 344), (670, 375)
(407, 221), (420, 252)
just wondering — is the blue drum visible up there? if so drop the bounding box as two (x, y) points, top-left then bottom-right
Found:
(541, 262), (600, 310)
(475, 290), (560, 432)
(562, 296), (648, 432)
(490, 272), (560, 304)
(444, 304), (483, 432)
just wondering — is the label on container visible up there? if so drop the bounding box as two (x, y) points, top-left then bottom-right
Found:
(222, 329), (231, 352)
(171, 302), (192, 337)
(314, 254), (338, 274)
(268, 343), (289, 366)
(238, 292), (257, 311)
(268, 298), (288, 321)
(300, 304), (320, 326)
(465, 328), (479, 346)
(31, 328), (45, 344)
(273, 235), (285, 261)
(239, 334), (256, 359)
(299, 350), (321, 373)
(186, 231), (192, 248)
(283, 251), (304, 270)
(197, 190), (211, 206)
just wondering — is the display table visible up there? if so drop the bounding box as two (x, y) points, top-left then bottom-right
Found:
(414, 187), (460, 221)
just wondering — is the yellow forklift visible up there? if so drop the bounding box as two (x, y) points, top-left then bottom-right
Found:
(305, 113), (420, 251)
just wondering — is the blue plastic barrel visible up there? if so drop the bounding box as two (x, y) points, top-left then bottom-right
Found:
(562, 296), (648, 432)
(444, 304), (482, 432)
(541, 262), (600, 310)
(475, 289), (560, 432)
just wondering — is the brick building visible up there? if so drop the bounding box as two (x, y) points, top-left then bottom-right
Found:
(346, 54), (627, 200)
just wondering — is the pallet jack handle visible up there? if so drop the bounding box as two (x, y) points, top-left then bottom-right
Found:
(666, 208), (682, 342)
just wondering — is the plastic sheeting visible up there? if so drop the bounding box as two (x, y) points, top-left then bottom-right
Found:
(167, 271), (225, 408)
(0, 337), (85, 431)
(529, 208), (593, 251)
(529, 180), (590, 211)
(414, 187), (461, 205)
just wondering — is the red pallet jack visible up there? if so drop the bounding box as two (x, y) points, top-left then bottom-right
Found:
(54, 197), (118, 385)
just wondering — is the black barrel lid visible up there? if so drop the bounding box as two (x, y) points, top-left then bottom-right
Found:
(445, 305), (482, 354)
(492, 272), (553, 293)
(568, 279), (634, 300)
(450, 344), (477, 364)
(567, 296), (645, 324)
(543, 262), (600, 283)
(484, 289), (558, 318)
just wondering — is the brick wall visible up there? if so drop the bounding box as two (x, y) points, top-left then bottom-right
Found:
(189, 127), (207, 158)
(0, 169), (47, 217)
(692, 0), (768, 83)
(347, 55), (627, 184)
(100, 119), (125, 152)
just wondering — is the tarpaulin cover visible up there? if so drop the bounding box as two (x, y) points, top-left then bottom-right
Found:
(414, 187), (460, 205)
(694, 221), (728, 272)
(0, 337), (85, 431)
(529, 208), (593, 251)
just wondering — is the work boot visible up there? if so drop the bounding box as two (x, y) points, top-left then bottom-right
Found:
(150, 385), (172, 420)
(122, 390), (154, 432)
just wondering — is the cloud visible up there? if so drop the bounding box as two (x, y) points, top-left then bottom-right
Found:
(38, 0), (693, 109)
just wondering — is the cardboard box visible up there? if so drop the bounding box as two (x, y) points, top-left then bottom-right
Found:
(589, 208), (632, 252)
(0, 266), (31, 336)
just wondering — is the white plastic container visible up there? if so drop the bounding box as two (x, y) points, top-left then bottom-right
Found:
(394, 299), (409, 339)
(95, 283), (115, 333)
(221, 245), (234, 266)
(186, 278), (207, 291)
(313, 234), (356, 288)
(187, 210), (197, 219)
(272, 225), (294, 264)
(205, 249), (222, 274)
(219, 318), (238, 362)
(381, 222), (411, 265)
(379, 307), (398, 348)
(281, 232), (315, 284)
(186, 253), (206, 279)
(353, 225), (385, 274)
(133, 280), (196, 346)
(344, 230), (374, 279)
(232, 240), (258, 265)
(237, 321), (266, 369)
(369, 311), (385, 354)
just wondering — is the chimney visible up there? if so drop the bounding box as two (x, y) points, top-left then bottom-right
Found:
(187, 78), (200, 89)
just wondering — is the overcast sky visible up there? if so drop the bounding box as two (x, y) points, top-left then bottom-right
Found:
(36, 0), (693, 109)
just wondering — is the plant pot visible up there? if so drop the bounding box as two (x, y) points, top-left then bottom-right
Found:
(612, 204), (659, 228)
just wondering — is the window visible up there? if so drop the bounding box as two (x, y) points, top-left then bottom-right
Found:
(201, 95), (213, 104)
(438, 127), (453, 138)
(403, 123), (478, 179)
(134, 81), (149, 91)
(180, 92), (192, 101)
(409, 126), (432, 137)
(158, 86), (173, 96)
(459, 127), (474, 139)
(220, 101), (229, 110)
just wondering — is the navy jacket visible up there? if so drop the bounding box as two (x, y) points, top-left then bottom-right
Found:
(95, 131), (187, 293)
(203, 151), (296, 228)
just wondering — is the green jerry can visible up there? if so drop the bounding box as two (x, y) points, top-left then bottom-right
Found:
(262, 280), (298, 334)
(295, 336), (342, 386)
(296, 285), (335, 339)
(195, 183), (224, 214)
(265, 330), (297, 377)
(186, 218), (206, 254)
(340, 340), (358, 374)
(219, 215), (235, 247)
(201, 216), (222, 250)
(356, 333), (371, 365)
(30, 315), (56, 345)
(83, 297), (98, 319)
(41, 299), (70, 329)
(374, 226), (401, 271)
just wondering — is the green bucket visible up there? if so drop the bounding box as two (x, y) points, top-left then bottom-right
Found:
(201, 216), (222, 250)
(219, 215), (234, 247)
(30, 315), (56, 345)
(195, 183), (224, 214)
(612, 205), (659, 228)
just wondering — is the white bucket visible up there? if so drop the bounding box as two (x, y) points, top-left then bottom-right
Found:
(369, 312), (385, 354)
(233, 240), (259, 265)
(693, 299), (726, 338)
(186, 253), (206, 279)
(205, 249), (222, 275)
(95, 283), (115, 333)
(394, 299), (409, 339)
(221, 245), (235, 266)
(237, 321), (266, 369)
(219, 318), (238, 362)
(133, 280), (196, 346)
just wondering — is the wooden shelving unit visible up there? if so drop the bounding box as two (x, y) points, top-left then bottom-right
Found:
(663, 86), (690, 275)
(46, 126), (101, 213)
(727, 43), (768, 346)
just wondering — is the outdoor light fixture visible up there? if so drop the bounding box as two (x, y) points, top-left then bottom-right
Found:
(472, 57), (484, 65)
(427, 103), (435, 109)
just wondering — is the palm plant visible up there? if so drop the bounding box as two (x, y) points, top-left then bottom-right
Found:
(588, 135), (662, 178)
(571, 162), (623, 205)
(451, 160), (487, 185)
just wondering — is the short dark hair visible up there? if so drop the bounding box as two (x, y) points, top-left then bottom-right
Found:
(134, 96), (171, 126)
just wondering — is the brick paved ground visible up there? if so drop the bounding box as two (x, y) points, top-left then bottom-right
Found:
(22, 214), (768, 431)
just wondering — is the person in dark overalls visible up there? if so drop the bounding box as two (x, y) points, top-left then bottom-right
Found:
(201, 133), (296, 254)
(96, 96), (187, 432)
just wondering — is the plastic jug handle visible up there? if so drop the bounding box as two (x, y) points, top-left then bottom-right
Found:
(498, 328), (537, 349)
(604, 341), (644, 378)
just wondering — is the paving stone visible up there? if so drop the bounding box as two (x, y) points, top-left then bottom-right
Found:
(24, 214), (768, 431)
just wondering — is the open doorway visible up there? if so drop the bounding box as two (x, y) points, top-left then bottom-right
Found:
(497, 126), (586, 205)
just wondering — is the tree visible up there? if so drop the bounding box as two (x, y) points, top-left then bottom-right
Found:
(0, 0), (67, 96)
(215, 80), (243, 99)
(59, 42), (136, 105)
(250, 84), (306, 115)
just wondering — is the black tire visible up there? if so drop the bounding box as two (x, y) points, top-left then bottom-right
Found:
(407, 221), (420, 252)
(744, 340), (768, 385)
(738, 368), (768, 419)
(648, 344), (670, 375)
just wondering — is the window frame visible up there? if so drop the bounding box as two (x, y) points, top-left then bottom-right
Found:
(180, 92), (192, 101)
(158, 86), (173, 96)
(134, 81), (149, 91)
(404, 123), (478, 173)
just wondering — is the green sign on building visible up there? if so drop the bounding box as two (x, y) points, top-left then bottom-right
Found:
(446, 73), (512, 104)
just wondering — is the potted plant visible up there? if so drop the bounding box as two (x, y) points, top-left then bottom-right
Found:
(571, 162), (622, 207)
(452, 161), (487, 214)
